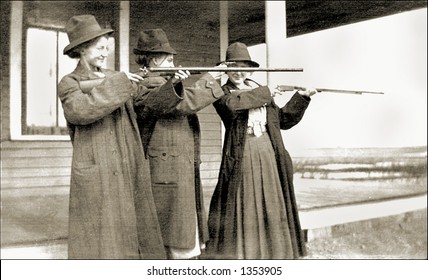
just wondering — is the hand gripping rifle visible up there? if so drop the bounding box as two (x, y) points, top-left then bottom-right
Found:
(78, 66), (304, 93)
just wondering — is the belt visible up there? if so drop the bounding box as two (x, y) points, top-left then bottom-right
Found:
(246, 125), (267, 136)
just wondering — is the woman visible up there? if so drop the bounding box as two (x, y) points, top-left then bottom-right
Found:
(207, 42), (316, 259)
(58, 15), (182, 259)
(133, 29), (224, 259)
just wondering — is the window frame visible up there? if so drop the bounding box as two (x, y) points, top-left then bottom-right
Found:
(22, 27), (74, 137)
(10, 2), (69, 141)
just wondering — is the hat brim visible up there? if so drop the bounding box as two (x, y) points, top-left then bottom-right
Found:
(63, 28), (114, 55)
(216, 60), (260, 67)
(133, 46), (177, 55)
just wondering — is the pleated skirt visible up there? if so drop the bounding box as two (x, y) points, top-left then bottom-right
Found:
(236, 132), (294, 259)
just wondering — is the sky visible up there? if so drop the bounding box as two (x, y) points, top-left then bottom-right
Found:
(248, 8), (427, 154)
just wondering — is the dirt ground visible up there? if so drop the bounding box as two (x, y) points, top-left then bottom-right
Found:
(304, 209), (427, 259)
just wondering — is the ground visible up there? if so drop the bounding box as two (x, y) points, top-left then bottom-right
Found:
(304, 209), (427, 259)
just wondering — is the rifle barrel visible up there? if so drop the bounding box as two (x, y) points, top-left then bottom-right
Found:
(316, 88), (384, 95)
(144, 67), (303, 73)
(276, 85), (384, 95)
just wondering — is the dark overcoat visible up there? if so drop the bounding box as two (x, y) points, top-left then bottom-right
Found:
(58, 62), (181, 259)
(136, 73), (224, 249)
(207, 79), (309, 258)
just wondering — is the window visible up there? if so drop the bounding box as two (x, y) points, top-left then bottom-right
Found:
(24, 28), (115, 136)
(24, 28), (76, 135)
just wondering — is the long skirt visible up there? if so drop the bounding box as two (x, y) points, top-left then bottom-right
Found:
(236, 132), (294, 259)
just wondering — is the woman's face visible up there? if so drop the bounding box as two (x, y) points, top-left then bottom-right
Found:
(150, 54), (174, 67)
(80, 36), (109, 70)
(226, 62), (251, 87)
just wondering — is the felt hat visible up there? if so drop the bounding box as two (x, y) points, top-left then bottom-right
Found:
(217, 42), (259, 67)
(133, 29), (177, 55)
(63, 15), (113, 55)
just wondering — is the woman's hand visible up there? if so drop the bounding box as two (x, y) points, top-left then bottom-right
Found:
(268, 85), (282, 97)
(299, 87), (318, 97)
(124, 72), (144, 82)
(208, 63), (226, 80)
(170, 69), (191, 84)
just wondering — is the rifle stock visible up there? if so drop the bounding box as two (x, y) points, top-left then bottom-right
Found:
(276, 85), (384, 95)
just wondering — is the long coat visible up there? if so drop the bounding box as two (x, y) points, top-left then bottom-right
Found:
(207, 79), (309, 258)
(136, 73), (224, 249)
(58, 62), (182, 259)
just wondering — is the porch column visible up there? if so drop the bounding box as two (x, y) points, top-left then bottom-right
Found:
(119, 1), (130, 72)
(265, 1), (287, 85)
(219, 1), (228, 85)
(10, 1), (23, 140)
(219, 1), (229, 144)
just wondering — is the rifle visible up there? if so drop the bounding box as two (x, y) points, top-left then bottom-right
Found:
(140, 66), (304, 75)
(276, 85), (384, 95)
(78, 66), (304, 93)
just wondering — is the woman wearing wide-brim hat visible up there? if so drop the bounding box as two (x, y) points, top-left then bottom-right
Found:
(58, 15), (183, 259)
(207, 42), (317, 259)
(132, 28), (225, 259)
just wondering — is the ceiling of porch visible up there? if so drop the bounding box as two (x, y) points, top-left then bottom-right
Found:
(144, 0), (427, 46)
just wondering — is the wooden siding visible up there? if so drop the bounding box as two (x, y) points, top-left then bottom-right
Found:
(198, 105), (222, 187)
(128, 1), (221, 70)
(1, 141), (72, 245)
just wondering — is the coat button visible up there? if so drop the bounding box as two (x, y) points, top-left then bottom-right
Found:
(162, 153), (167, 156)
(109, 130), (113, 134)
(113, 171), (119, 176)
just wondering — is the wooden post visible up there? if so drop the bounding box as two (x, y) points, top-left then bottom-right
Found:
(219, 1), (229, 146)
(119, 1), (130, 72)
(265, 1), (287, 85)
(10, 1), (23, 140)
(219, 1), (229, 85)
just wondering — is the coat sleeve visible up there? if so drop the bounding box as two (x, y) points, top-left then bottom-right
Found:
(279, 92), (311, 130)
(172, 73), (224, 115)
(214, 85), (273, 123)
(58, 72), (134, 125)
(132, 78), (183, 116)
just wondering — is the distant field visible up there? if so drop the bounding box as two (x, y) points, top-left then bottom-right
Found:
(291, 146), (427, 209)
(293, 146), (427, 180)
